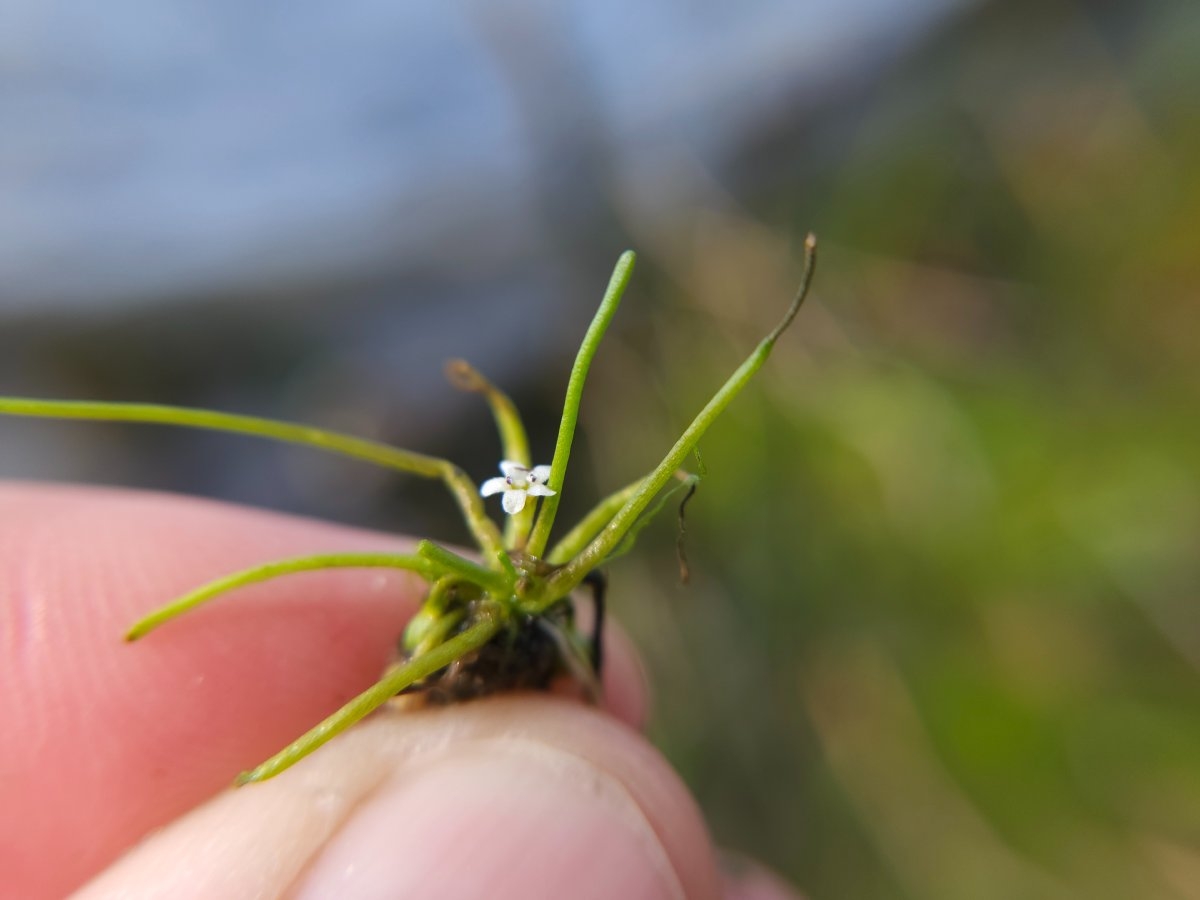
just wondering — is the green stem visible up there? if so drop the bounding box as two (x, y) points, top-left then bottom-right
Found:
(236, 612), (502, 783)
(495, 549), (522, 582)
(410, 608), (466, 657)
(416, 540), (511, 596)
(545, 478), (642, 565)
(400, 578), (460, 657)
(526, 251), (636, 558)
(541, 235), (817, 601)
(126, 553), (435, 640)
(0, 397), (504, 557)
(444, 360), (536, 550)
(595, 470), (699, 566)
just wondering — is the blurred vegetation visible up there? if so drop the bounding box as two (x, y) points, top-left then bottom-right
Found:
(580, 3), (1200, 897)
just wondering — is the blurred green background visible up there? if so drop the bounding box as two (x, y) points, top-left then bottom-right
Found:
(608, 6), (1200, 897)
(3, 1), (1198, 897)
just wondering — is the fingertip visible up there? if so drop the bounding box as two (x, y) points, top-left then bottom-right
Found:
(294, 741), (683, 899)
(601, 620), (652, 730)
(0, 483), (663, 897)
(0, 483), (427, 897)
(78, 698), (721, 900)
(720, 852), (806, 900)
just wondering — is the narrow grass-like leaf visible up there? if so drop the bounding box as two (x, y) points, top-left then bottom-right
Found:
(598, 472), (700, 566)
(546, 478), (642, 566)
(236, 613), (502, 783)
(416, 540), (511, 596)
(526, 251), (636, 557)
(0, 397), (504, 558)
(125, 552), (435, 640)
(540, 235), (817, 602)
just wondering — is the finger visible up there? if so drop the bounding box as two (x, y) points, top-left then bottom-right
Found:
(720, 853), (806, 900)
(76, 696), (719, 900)
(0, 482), (648, 898)
(599, 616), (651, 729)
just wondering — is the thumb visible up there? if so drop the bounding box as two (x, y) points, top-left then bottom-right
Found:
(75, 696), (721, 900)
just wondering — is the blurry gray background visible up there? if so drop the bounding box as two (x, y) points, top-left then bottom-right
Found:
(0, 0), (966, 537)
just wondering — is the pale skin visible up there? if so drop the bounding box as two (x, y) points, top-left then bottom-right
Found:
(0, 483), (800, 899)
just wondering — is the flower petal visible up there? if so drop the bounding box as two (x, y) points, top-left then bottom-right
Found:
(499, 460), (527, 478)
(479, 477), (509, 497)
(530, 465), (552, 484)
(502, 490), (527, 514)
(527, 484), (556, 497)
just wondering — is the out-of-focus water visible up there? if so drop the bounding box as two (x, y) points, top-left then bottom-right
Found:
(0, 0), (969, 311)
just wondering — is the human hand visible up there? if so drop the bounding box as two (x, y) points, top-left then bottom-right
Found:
(0, 483), (799, 899)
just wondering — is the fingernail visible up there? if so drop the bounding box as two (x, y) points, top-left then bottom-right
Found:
(292, 739), (685, 900)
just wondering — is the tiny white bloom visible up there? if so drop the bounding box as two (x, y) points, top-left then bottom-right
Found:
(479, 460), (555, 515)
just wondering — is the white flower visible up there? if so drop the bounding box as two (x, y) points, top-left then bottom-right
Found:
(479, 460), (555, 515)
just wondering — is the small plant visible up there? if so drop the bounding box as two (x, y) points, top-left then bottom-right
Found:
(0, 237), (817, 784)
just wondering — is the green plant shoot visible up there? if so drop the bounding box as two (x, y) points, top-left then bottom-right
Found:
(0, 235), (817, 784)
